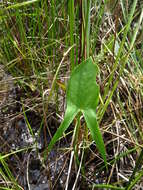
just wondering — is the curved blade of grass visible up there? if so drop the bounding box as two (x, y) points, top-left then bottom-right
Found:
(5, 0), (39, 10)
(125, 148), (143, 190)
(126, 169), (143, 190)
(48, 104), (79, 152)
(83, 109), (107, 167)
(0, 147), (33, 160)
(92, 183), (125, 190)
(0, 157), (22, 190)
(84, 0), (91, 58)
(0, 188), (14, 190)
(68, 0), (75, 70)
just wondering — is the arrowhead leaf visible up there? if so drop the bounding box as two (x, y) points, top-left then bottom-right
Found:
(67, 57), (99, 109)
(48, 57), (107, 166)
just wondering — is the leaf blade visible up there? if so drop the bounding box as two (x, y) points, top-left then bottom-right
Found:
(67, 57), (99, 110)
(83, 109), (107, 167)
(48, 104), (79, 152)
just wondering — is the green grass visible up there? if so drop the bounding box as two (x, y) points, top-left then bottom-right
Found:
(0, 0), (143, 189)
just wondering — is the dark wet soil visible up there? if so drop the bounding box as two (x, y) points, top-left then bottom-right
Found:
(0, 97), (68, 189)
(0, 76), (137, 190)
(0, 82), (109, 189)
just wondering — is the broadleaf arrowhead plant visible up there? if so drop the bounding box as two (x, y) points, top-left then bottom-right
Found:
(48, 57), (107, 166)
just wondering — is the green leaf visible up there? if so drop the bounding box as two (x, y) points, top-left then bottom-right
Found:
(48, 103), (79, 152)
(83, 109), (107, 165)
(48, 57), (107, 166)
(67, 57), (99, 110)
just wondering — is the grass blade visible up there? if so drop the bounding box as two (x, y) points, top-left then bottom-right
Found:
(5, 0), (39, 10)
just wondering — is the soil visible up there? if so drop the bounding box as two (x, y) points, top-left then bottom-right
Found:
(0, 67), (140, 190)
(0, 68), (107, 189)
